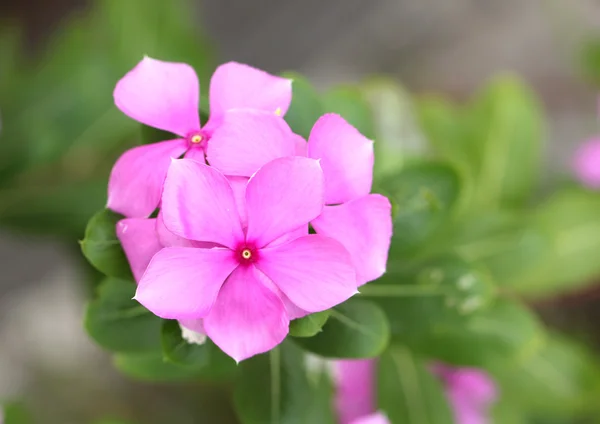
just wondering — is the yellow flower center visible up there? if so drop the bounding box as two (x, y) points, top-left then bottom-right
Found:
(190, 134), (203, 144)
(274, 107), (282, 116)
(241, 249), (252, 260)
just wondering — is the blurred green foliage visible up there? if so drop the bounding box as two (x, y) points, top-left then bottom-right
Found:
(0, 0), (215, 238)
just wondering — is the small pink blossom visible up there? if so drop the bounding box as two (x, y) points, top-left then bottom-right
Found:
(573, 137), (600, 189)
(107, 57), (293, 218)
(132, 156), (357, 361)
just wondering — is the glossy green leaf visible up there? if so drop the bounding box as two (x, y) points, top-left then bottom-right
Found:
(378, 346), (453, 424)
(322, 85), (375, 139)
(81, 208), (132, 279)
(282, 72), (323, 139)
(289, 310), (331, 338)
(380, 161), (461, 256)
(294, 299), (390, 358)
(234, 341), (313, 424)
(361, 78), (429, 179)
(84, 278), (162, 353)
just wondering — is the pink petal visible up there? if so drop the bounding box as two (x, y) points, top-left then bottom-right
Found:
(135, 247), (238, 319)
(155, 210), (193, 248)
(208, 61), (292, 119)
(311, 195), (392, 285)
(116, 218), (162, 283)
(114, 57), (201, 136)
(184, 147), (206, 163)
(203, 265), (289, 362)
(573, 137), (600, 189)
(256, 235), (357, 312)
(293, 133), (308, 156)
(268, 224), (309, 248)
(161, 159), (244, 248)
(107, 140), (187, 218)
(228, 176), (249, 229)
(308, 113), (374, 204)
(245, 157), (325, 247)
(334, 359), (377, 424)
(206, 110), (296, 177)
(350, 413), (390, 424)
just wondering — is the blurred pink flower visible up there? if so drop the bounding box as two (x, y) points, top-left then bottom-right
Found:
(133, 157), (357, 361)
(432, 363), (497, 424)
(334, 359), (496, 424)
(573, 137), (600, 189)
(333, 359), (389, 424)
(107, 57), (293, 218)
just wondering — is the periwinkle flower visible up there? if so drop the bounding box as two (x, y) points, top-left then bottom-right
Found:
(132, 157), (358, 361)
(108, 57), (293, 218)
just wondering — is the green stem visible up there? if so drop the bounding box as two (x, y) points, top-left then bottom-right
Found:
(270, 347), (281, 424)
(358, 284), (446, 297)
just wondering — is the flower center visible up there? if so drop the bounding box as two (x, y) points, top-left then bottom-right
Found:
(186, 131), (208, 148)
(274, 107), (282, 116)
(241, 248), (252, 260)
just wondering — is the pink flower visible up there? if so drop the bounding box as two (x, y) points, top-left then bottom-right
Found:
(107, 57), (293, 218)
(132, 156), (358, 361)
(209, 112), (393, 286)
(305, 114), (392, 286)
(333, 359), (382, 424)
(432, 363), (497, 424)
(573, 137), (600, 189)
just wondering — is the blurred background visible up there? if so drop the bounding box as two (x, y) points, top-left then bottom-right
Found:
(1, 0), (600, 423)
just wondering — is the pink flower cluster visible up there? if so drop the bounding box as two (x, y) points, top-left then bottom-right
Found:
(333, 359), (497, 424)
(108, 58), (393, 362)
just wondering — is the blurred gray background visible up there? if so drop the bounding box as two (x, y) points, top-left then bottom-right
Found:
(0, 0), (599, 422)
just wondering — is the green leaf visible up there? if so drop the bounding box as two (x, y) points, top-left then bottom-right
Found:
(81, 209), (132, 279)
(513, 187), (600, 297)
(161, 321), (237, 379)
(447, 211), (549, 288)
(84, 278), (162, 353)
(361, 78), (429, 179)
(234, 341), (313, 424)
(377, 346), (453, 424)
(380, 161), (461, 257)
(289, 310), (331, 338)
(468, 74), (544, 208)
(294, 299), (390, 358)
(489, 333), (600, 418)
(2, 402), (32, 424)
(423, 299), (544, 368)
(322, 85), (375, 139)
(161, 319), (209, 366)
(282, 72), (323, 139)
(113, 350), (217, 382)
(368, 254), (495, 362)
(0, 179), (107, 237)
